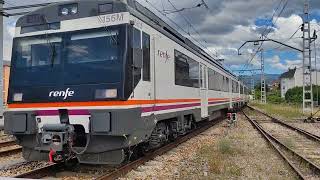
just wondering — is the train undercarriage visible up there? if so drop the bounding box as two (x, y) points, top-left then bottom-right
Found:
(6, 106), (237, 165)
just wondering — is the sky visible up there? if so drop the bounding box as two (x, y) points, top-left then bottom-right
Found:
(2, 0), (320, 75)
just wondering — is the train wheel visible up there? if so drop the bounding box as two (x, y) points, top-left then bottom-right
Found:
(64, 158), (79, 170)
(148, 122), (169, 149)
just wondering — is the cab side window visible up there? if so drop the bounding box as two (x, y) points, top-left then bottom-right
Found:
(142, 32), (150, 81)
(132, 28), (141, 87)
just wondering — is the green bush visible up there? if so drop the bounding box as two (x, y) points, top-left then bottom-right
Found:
(267, 90), (285, 104)
(285, 87), (303, 104)
(254, 90), (261, 100)
(285, 85), (320, 104)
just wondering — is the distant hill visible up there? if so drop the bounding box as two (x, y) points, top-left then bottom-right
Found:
(239, 74), (280, 87)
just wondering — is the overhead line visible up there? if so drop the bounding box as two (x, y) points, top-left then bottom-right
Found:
(166, 0), (220, 58)
(144, 0), (220, 61)
(266, 25), (302, 52)
(242, 0), (288, 70)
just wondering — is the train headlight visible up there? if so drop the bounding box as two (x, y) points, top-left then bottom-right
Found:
(13, 93), (23, 102)
(95, 89), (118, 99)
(59, 4), (78, 16)
(70, 6), (78, 14)
(61, 7), (69, 16)
(98, 3), (113, 14)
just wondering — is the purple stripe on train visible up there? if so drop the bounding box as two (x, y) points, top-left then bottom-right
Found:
(35, 100), (230, 116)
(142, 102), (201, 113)
(208, 100), (229, 105)
(142, 100), (229, 113)
(36, 110), (90, 116)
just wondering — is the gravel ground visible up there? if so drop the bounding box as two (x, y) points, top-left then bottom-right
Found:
(0, 143), (23, 169)
(0, 157), (25, 169)
(288, 122), (320, 137)
(122, 115), (297, 179)
(0, 152), (23, 165)
(50, 165), (117, 180)
(260, 122), (320, 165)
(0, 135), (15, 142)
(0, 161), (52, 177)
(252, 106), (320, 150)
(0, 145), (20, 152)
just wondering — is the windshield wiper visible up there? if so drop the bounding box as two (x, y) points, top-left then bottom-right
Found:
(42, 15), (57, 68)
(50, 44), (56, 67)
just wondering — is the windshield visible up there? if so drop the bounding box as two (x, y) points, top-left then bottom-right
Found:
(68, 30), (119, 64)
(16, 36), (62, 68)
(11, 25), (126, 87)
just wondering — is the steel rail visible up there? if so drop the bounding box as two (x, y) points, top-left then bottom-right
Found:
(0, 146), (21, 156)
(242, 110), (320, 179)
(0, 140), (16, 148)
(247, 106), (320, 142)
(13, 163), (63, 179)
(95, 118), (224, 180)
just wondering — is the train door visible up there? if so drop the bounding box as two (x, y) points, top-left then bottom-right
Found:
(142, 32), (155, 104)
(200, 64), (208, 118)
(150, 35), (156, 105)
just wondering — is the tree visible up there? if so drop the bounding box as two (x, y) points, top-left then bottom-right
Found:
(285, 87), (303, 104)
(267, 90), (284, 104)
(285, 85), (320, 104)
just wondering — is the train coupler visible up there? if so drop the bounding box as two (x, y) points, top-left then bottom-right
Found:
(39, 124), (76, 162)
(227, 112), (237, 127)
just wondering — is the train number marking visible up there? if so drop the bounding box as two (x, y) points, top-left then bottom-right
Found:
(98, 13), (125, 25)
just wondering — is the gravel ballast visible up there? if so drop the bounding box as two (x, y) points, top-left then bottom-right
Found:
(122, 114), (297, 179)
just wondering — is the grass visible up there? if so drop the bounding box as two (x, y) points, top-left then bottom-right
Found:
(250, 101), (304, 119)
(218, 138), (233, 155)
(283, 138), (295, 149)
(188, 118), (298, 179)
(197, 137), (243, 176)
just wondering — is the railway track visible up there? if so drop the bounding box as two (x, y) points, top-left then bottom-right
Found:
(243, 106), (320, 179)
(0, 140), (16, 148)
(95, 118), (223, 180)
(13, 163), (63, 179)
(0, 140), (21, 156)
(14, 118), (224, 179)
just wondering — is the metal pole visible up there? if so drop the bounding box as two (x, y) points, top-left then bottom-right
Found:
(251, 73), (255, 100)
(261, 49), (266, 104)
(0, 1), (3, 119)
(315, 39), (318, 106)
(302, 0), (313, 114)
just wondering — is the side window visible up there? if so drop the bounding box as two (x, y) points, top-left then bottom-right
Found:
(133, 28), (141, 87)
(218, 73), (223, 91)
(208, 69), (214, 90)
(216, 73), (220, 91)
(226, 77), (229, 92)
(142, 32), (151, 81)
(222, 76), (225, 91)
(208, 69), (223, 91)
(174, 50), (199, 88)
(133, 28), (141, 48)
(232, 80), (237, 93)
(189, 58), (200, 88)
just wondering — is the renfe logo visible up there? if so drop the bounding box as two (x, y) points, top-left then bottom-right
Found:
(158, 50), (170, 62)
(49, 88), (74, 100)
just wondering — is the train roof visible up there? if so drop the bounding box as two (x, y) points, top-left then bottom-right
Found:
(15, 0), (238, 79)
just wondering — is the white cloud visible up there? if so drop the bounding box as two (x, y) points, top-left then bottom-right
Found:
(266, 55), (301, 71)
(2, 0), (320, 75)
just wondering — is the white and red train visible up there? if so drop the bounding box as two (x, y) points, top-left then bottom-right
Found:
(4, 0), (249, 164)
